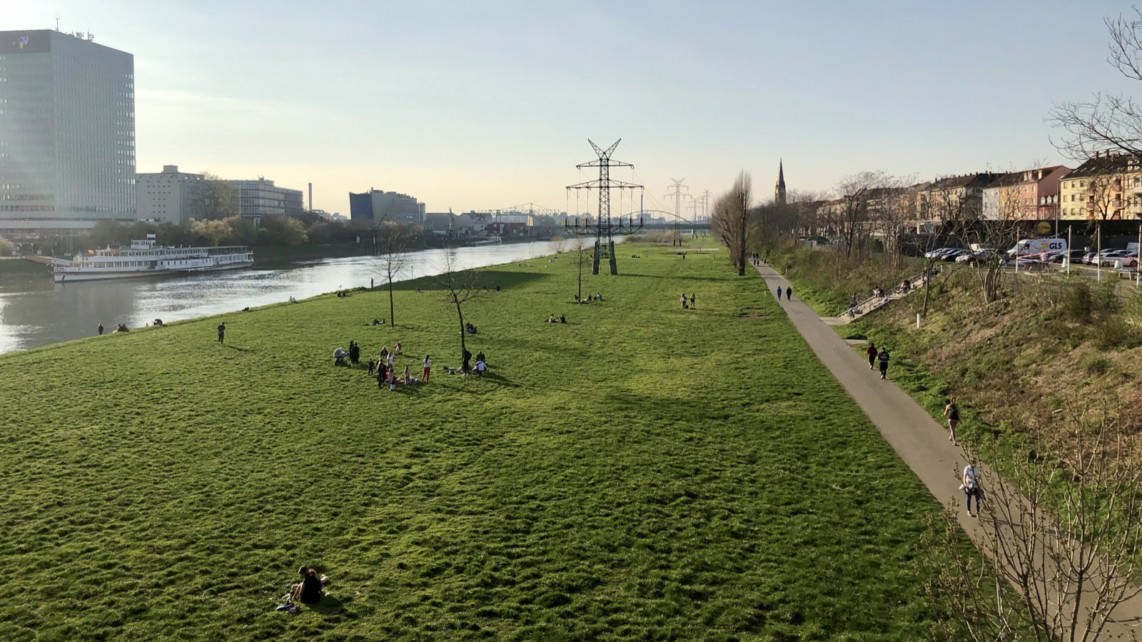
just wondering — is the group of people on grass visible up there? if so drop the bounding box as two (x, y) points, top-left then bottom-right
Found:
(546, 313), (566, 324)
(455, 348), (487, 377)
(329, 337), (489, 388)
(276, 565), (327, 613)
(680, 292), (696, 309)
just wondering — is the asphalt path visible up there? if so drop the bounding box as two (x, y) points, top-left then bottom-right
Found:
(755, 261), (1142, 639)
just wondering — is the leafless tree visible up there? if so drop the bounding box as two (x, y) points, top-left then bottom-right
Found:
(925, 395), (1142, 641)
(1086, 175), (1120, 221)
(969, 188), (1025, 304)
(572, 235), (590, 303)
(436, 249), (482, 373)
(866, 175), (916, 271)
(1050, 8), (1142, 161)
(376, 222), (411, 326)
(836, 171), (890, 259)
(711, 171), (752, 275)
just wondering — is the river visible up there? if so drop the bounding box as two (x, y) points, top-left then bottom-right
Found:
(0, 239), (592, 354)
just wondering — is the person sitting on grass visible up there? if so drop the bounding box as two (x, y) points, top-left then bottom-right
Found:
(334, 347), (348, 366)
(474, 357), (487, 377)
(290, 566), (324, 605)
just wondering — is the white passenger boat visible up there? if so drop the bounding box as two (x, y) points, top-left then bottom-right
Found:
(53, 234), (254, 283)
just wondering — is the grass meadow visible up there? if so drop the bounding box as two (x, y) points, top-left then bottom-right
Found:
(1, 241), (962, 640)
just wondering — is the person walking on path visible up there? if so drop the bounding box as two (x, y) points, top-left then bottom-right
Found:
(944, 398), (961, 445)
(786, 285), (793, 301)
(866, 342), (878, 370)
(776, 286), (783, 299)
(877, 347), (890, 380)
(217, 322), (226, 344)
(421, 354), (431, 382)
(962, 462), (981, 517)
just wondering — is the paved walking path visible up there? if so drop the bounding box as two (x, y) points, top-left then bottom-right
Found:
(755, 262), (1142, 639)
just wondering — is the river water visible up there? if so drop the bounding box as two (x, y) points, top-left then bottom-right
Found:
(0, 239), (585, 354)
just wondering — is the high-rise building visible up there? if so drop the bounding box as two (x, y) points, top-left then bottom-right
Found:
(136, 165), (206, 225)
(0, 29), (136, 236)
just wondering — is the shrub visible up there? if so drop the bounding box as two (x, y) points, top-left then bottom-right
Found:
(1080, 353), (1113, 376)
(1095, 317), (1142, 350)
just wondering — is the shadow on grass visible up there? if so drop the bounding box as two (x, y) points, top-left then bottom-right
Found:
(388, 270), (553, 292)
(224, 344), (252, 352)
(309, 593), (353, 619)
(611, 271), (737, 283)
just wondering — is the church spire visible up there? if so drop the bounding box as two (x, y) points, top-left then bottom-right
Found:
(775, 159), (787, 205)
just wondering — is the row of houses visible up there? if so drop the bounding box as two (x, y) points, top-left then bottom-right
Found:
(809, 152), (1142, 231)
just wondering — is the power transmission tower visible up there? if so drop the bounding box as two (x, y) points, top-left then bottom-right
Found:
(666, 178), (689, 246)
(565, 139), (643, 275)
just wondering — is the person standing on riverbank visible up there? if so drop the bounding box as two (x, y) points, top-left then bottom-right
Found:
(97, 323), (104, 336)
(217, 323), (226, 344)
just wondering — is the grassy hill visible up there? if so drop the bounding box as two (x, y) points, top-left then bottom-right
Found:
(1, 241), (974, 640)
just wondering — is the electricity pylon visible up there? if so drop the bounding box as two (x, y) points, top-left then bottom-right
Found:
(565, 139), (644, 275)
(666, 178), (688, 246)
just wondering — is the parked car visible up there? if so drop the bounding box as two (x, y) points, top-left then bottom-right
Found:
(1084, 249), (1118, 264)
(941, 248), (970, 261)
(924, 247), (958, 259)
(1051, 249), (1087, 264)
(955, 248), (995, 264)
(1099, 250), (1137, 267)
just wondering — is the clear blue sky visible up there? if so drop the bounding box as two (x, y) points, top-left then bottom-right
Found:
(9, 0), (1137, 217)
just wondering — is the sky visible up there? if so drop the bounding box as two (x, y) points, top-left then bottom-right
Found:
(8, 0), (1140, 218)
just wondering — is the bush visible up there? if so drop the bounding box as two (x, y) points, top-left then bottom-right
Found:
(1080, 353), (1113, 376)
(1096, 317), (1142, 350)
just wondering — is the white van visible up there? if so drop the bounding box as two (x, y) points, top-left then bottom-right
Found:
(1008, 238), (1067, 257)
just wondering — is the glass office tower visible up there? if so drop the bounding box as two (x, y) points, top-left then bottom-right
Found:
(0, 29), (135, 235)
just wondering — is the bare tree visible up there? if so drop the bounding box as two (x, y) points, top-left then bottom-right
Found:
(1051, 8), (1142, 160)
(925, 395), (1142, 641)
(711, 171), (752, 275)
(376, 222), (411, 326)
(836, 171), (890, 259)
(1085, 175), (1120, 221)
(572, 235), (590, 303)
(969, 187), (1025, 304)
(436, 249), (482, 374)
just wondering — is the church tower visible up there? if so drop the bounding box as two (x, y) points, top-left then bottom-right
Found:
(774, 159), (787, 205)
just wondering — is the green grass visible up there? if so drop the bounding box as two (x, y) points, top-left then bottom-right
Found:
(2, 241), (963, 640)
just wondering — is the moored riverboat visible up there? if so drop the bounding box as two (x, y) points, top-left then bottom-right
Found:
(53, 234), (254, 283)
